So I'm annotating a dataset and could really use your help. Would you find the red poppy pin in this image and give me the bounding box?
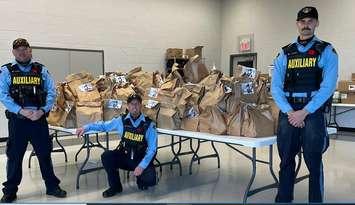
[32,66,39,74]
[308,49,316,55]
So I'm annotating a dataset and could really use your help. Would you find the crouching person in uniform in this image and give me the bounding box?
[0,38,67,203]
[76,94,157,198]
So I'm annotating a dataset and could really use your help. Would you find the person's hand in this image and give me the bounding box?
[76,127,85,137]
[288,109,308,128]
[133,166,144,177]
[28,110,44,121]
[19,108,34,118]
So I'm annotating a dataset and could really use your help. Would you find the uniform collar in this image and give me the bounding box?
[293,35,319,46]
[125,113,145,122]
[11,59,33,67]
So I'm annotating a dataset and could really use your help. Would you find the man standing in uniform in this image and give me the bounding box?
[271,6,338,203]
[0,38,67,203]
[76,94,157,198]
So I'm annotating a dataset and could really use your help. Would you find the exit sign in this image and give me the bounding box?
[238,34,254,53]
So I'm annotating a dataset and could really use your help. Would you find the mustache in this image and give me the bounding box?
[302,27,311,31]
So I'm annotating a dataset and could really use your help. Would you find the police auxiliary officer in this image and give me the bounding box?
[271,7,338,203]
[0,38,67,203]
[76,94,157,198]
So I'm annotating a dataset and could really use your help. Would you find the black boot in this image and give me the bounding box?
[46,186,67,198]
[102,184,123,198]
[1,193,17,203]
[137,184,148,190]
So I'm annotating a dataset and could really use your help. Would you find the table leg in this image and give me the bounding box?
[243,148,256,204]
[76,134,90,189]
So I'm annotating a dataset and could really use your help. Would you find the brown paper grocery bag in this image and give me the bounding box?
[240,80,267,104]
[93,75,111,92]
[157,102,181,129]
[66,72,94,98]
[75,82,101,102]
[103,99,127,121]
[142,99,160,122]
[241,104,274,137]
[173,87,192,117]
[183,55,209,83]
[160,78,178,91]
[227,104,242,136]
[181,105,199,132]
[183,83,205,105]
[198,72,222,91]
[155,89,175,103]
[267,98,280,134]
[63,101,76,128]
[199,84,225,112]
[127,67,154,91]
[63,84,76,101]
[198,106,226,135]
[112,84,136,100]
[48,101,74,127]
[55,83,66,109]
[76,101,103,128]
[106,73,128,88]
[153,71,164,88]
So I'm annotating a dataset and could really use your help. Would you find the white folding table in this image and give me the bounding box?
[45,125,336,203]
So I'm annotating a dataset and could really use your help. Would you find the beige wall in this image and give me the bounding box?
[1,0,355,136]
[0,0,222,136]
[0,0,222,73]
[220,0,355,80]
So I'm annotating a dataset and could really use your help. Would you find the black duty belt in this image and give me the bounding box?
[5,110,26,120]
[4,109,47,121]
[287,97,310,104]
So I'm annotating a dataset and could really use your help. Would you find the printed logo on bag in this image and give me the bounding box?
[240,66,256,79]
[110,74,127,86]
[107,99,122,109]
[115,76,127,85]
[241,82,254,95]
[148,88,159,98]
[145,100,159,109]
[51,104,58,112]
[187,107,198,118]
[78,83,94,92]
[224,85,232,94]
[64,102,73,113]
[349,84,355,91]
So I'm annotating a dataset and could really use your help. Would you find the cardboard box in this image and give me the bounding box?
[166,48,183,59]
[341,92,355,104]
[337,80,352,92]
[184,46,203,59]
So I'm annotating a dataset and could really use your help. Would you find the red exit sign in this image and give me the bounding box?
[238,34,253,52]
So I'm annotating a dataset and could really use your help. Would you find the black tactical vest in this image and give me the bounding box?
[283,40,330,95]
[119,114,153,162]
[5,62,46,108]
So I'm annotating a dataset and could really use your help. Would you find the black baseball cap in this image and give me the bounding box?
[12,38,30,49]
[297,6,318,21]
[127,94,142,103]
